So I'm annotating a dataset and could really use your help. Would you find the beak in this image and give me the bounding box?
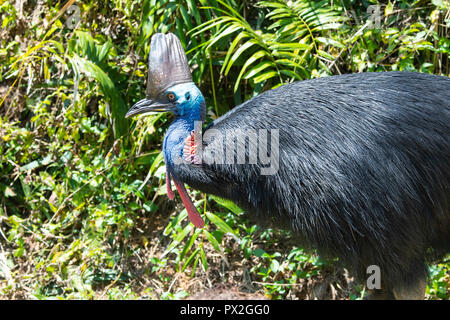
[125,98,175,118]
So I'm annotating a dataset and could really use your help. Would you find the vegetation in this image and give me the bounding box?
[0,0,448,299]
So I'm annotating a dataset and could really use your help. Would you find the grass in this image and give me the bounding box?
[0,0,448,300]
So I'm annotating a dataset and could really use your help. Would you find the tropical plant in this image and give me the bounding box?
[0,0,448,300]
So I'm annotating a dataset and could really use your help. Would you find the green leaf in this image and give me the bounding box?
[253,70,279,83]
[162,223,193,257]
[150,152,164,175]
[179,5,193,30]
[205,211,239,238]
[317,49,335,60]
[385,1,394,16]
[204,230,221,253]
[220,30,248,74]
[180,229,201,260]
[200,245,208,271]
[205,24,241,50]
[71,55,128,137]
[279,69,302,80]
[234,50,269,92]
[243,61,274,80]
[182,248,200,272]
[253,248,266,257]
[97,41,112,62]
[224,39,256,75]
[187,0,202,25]
[268,42,309,51]
[210,195,243,214]
[20,154,53,172]
[316,37,345,48]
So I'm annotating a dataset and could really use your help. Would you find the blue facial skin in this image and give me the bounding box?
[162,83,206,172]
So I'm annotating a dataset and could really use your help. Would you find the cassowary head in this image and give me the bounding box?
[125,33,206,228]
[125,33,205,122]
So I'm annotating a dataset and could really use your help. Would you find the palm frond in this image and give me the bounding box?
[194,0,345,92]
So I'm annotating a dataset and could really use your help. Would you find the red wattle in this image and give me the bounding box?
[172,179,205,228]
[166,173,174,200]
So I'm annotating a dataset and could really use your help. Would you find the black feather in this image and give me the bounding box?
[174,71,450,295]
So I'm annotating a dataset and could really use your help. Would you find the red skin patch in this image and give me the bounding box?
[183,131,201,165]
[165,131,204,228]
[166,173,174,200]
[172,178,205,228]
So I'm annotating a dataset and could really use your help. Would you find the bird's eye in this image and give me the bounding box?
[167,93,175,101]
[186,92,191,100]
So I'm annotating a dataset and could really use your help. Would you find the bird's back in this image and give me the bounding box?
[177,72,450,277]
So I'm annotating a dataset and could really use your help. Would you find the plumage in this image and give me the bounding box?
[146,33,193,101]
[127,33,450,299]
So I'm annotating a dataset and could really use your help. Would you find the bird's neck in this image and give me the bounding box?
[162,114,206,229]
[163,112,202,172]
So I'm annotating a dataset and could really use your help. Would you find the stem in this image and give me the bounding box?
[208,49,219,117]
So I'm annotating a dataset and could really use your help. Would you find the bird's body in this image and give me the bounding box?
[173,72,450,298]
[127,33,450,299]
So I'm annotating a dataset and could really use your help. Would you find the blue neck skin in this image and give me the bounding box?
[162,83,205,172]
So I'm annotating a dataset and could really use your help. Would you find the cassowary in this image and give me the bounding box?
[126,33,450,300]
